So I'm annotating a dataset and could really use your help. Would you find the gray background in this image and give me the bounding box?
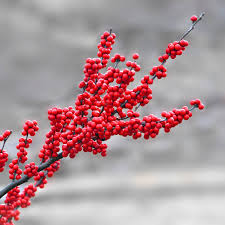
[0,0,225,224]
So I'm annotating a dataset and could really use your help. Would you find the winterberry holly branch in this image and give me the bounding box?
[0,13,205,224]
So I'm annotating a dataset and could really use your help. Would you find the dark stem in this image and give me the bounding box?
[114,60,119,69]
[1,141,6,151]
[0,153,63,199]
[1,131,12,152]
[119,12,205,117]
[179,12,205,41]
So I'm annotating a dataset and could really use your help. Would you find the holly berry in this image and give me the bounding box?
[191,15,198,22]
[132,53,139,60]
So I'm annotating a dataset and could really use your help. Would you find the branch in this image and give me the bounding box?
[0,153,63,199]
[179,12,205,41]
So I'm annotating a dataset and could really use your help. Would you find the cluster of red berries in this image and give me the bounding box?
[149,65,167,79]
[7,121,39,180]
[0,203,20,224]
[139,115,162,139]
[39,107,75,161]
[23,162,38,178]
[2,187,21,223]
[128,84,153,107]
[158,39,189,62]
[34,171,48,188]
[125,54,141,72]
[22,184,37,199]
[0,130,12,142]
[190,99,205,110]
[45,161,60,177]
[115,67,136,84]
[0,184,37,223]
[8,160,23,180]
[161,107,193,133]
[111,53,125,63]
[21,120,39,136]
[0,150,8,172]
[97,31,116,68]
[15,137,31,163]
[20,184,37,208]
[125,61,141,72]
[4,187,20,207]
[79,58,103,90]
[16,120,39,164]
[0,14,205,225]
[0,130,12,172]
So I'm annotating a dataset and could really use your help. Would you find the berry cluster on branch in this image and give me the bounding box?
[0,13,205,224]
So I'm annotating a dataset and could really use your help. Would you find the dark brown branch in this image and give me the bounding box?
[0,153,63,199]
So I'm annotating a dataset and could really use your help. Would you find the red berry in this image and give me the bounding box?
[190,15,198,22]
[198,104,205,110]
[132,53,139,60]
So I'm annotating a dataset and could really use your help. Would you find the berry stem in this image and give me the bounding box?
[0,153,63,199]
[113,13,205,118]
[179,12,205,41]
[1,132,12,152]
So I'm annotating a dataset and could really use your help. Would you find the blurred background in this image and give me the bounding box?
[0,0,225,224]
